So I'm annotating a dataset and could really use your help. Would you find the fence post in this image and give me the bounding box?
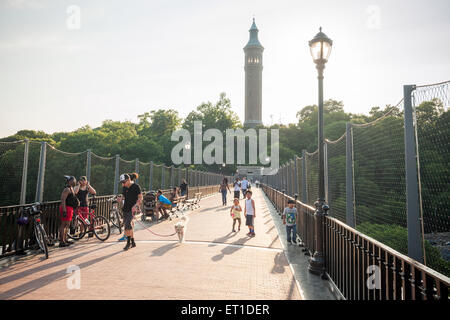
[149,161,153,191]
[284,164,287,192]
[291,159,295,196]
[301,150,307,204]
[324,141,329,205]
[86,149,92,182]
[20,139,29,205]
[403,84,424,263]
[135,158,139,185]
[287,163,290,194]
[345,123,355,228]
[113,154,120,195]
[287,162,291,196]
[34,141,47,203]
[170,165,174,188]
[294,156,299,198]
[161,165,165,189]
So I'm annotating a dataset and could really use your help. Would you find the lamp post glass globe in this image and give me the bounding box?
[309,27,333,64]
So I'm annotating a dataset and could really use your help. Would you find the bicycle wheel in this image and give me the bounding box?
[109,210,122,234]
[92,216,110,241]
[67,216,86,240]
[34,223,49,259]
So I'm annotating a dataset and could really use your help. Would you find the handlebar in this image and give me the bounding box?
[25,203,42,215]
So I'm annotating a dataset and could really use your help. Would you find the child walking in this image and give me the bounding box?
[282,199,298,244]
[230,198,242,232]
[244,190,256,237]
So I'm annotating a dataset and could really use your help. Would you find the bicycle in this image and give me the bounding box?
[23,203,49,259]
[67,197,111,241]
[107,195,123,234]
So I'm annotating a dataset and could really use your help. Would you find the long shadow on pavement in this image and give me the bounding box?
[149,242,178,257]
[0,243,116,285]
[210,237,250,262]
[0,248,123,299]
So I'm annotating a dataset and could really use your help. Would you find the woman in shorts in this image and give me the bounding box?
[59,176,79,247]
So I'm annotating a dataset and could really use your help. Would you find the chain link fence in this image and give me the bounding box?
[0,142,230,207]
[262,80,449,276]
[326,135,346,222]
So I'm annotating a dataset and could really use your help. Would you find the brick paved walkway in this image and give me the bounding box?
[0,188,302,300]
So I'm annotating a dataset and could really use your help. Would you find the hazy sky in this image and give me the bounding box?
[1,0,449,137]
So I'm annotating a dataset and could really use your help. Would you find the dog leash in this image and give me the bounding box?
[133,213,177,237]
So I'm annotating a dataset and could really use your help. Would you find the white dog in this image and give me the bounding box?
[174,216,188,243]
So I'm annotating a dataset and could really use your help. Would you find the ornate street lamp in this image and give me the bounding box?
[308,27,332,276]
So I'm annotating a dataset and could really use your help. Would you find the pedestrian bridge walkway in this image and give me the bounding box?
[0,188,334,300]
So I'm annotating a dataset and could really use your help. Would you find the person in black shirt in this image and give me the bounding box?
[59,176,79,247]
[74,176,96,236]
[120,173,142,250]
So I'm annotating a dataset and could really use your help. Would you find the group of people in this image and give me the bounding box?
[217,176,256,237]
[57,172,297,250]
[57,173,190,251]
[59,175,97,247]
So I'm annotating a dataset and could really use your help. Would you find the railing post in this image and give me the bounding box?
[35,141,47,203]
[346,123,355,228]
[86,149,92,182]
[301,150,307,204]
[149,161,153,191]
[113,154,120,195]
[20,139,29,205]
[161,165,165,189]
[135,158,139,185]
[404,84,424,263]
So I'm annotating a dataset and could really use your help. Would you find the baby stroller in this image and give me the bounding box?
[141,191,157,222]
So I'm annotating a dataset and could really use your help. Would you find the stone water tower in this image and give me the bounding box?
[244,18,264,127]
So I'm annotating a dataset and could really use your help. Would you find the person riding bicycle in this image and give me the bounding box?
[74,176,96,237]
[59,176,79,247]
[156,189,172,220]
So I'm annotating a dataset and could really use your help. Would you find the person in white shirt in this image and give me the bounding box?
[244,190,256,237]
[233,178,241,200]
[241,177,249,199]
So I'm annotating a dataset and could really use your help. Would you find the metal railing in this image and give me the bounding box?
[261,183,450,300]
